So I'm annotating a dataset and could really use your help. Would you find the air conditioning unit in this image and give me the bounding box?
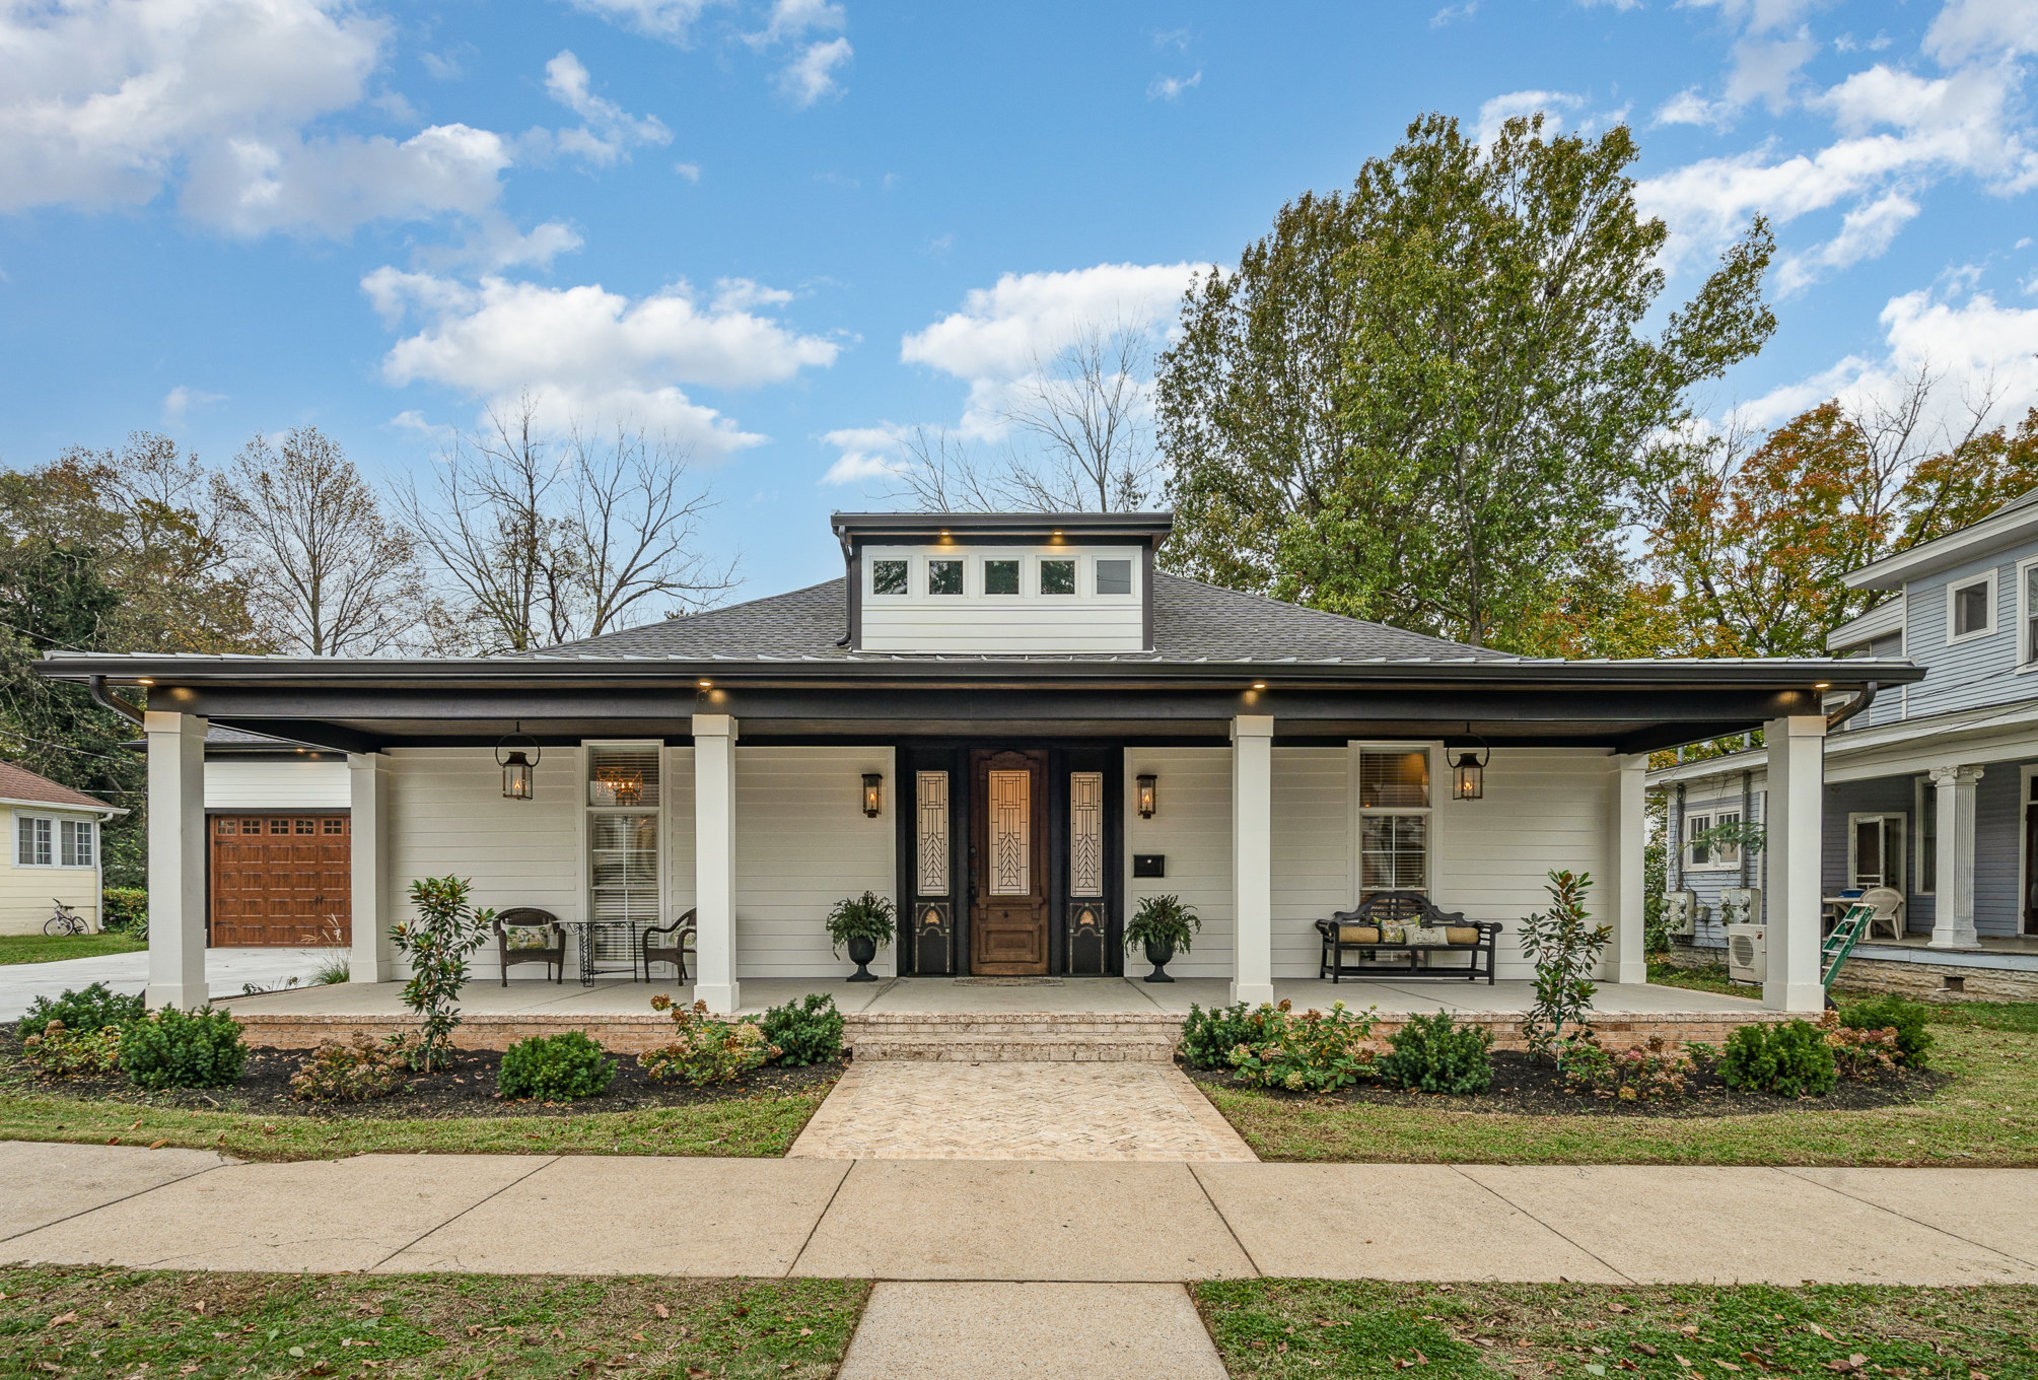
[1726,923,1767,984]
[1720,886,1762,927]
[1663,890,1701,939]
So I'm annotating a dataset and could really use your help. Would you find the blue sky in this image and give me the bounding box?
[3,0,2036,598]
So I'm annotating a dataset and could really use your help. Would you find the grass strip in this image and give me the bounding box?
[0,933,147,966]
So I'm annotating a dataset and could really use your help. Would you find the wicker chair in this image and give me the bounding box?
[641,908,698,982]
[494,907,566,986]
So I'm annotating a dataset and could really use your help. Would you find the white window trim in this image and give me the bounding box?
[1682,804,1743,873]
[1914,777,1937,897]
[582,739,666,928]
[868,556,911,599]
[14,812,98,870]
[2016,555,2038,672]
[1846,811,1906,893]
[1348,740,1440,901]
[1946,567,1998,646]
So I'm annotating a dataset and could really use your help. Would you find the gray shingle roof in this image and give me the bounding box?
[530,574,1513,664]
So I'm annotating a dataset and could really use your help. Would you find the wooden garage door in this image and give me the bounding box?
[209,814,351,947]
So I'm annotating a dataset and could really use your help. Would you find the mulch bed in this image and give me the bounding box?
[9,1040,839,1120]
[1186,1050,1946,1118]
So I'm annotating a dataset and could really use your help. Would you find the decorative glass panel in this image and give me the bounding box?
[916,771,950,896]
[1359,749,1429,808]
[1040,559,1075,595]
[987,769,1031,895]
[1070,771,1104,896]
[984,559,1019,595]
[1095,558,1132,595]
[872,559,908,595]
[588,744,660,807]
[1360,815,1428,892]
[927,559,963,595]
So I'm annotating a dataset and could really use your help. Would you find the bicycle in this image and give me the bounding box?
[43,898,87,937]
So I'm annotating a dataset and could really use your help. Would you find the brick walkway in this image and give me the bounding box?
[787,1062,1257,1161]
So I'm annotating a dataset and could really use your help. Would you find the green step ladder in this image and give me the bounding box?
[1821,901,1873,992]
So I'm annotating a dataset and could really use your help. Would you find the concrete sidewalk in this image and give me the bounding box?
[3,1141,2036,1284]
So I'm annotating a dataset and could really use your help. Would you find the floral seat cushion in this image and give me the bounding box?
[504,925,558,951]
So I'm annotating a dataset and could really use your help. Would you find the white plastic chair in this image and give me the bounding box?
[1857,886,1904,940]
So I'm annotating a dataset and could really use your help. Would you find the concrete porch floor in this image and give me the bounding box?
[218,974,1762,1019]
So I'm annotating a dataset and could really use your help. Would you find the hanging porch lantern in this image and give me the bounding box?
[1449,729,1489,801]
[496,723,541,801]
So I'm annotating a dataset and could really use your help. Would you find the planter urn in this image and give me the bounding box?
[845,935,880,983]
[1142,937,1176,983]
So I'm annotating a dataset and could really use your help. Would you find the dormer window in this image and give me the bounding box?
[1041,559,1076,595]
[872,559,908,596]
[1096,558,1132,595]
[928,559,964,595]
[984,559,1020,595]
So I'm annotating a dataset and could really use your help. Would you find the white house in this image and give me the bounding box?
[39,511,1914,1015]
[1,760,120,935]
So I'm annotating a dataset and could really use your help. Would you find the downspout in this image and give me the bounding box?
[89,675,145,726]
[1823,681,1878,733]
[1739,770,1753,890]
[1671,783,1686,893]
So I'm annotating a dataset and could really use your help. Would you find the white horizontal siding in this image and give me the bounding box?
[1432,748,1615,979]
[203,758,351,810]
[734,746,896,979]
[1272,748,1350,978]
[666,746,696,916]
[0,804,103,934]
[1125,748,1233,978]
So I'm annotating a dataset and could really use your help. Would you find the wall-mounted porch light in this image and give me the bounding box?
[496,722,541,801]
[1449,728,1489,802]
[1136,772,1158,819]
[862,772,884,818]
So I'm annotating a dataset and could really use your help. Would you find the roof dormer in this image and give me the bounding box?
[831,512,1173,654]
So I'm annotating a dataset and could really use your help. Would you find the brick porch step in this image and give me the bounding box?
[843,1012,1183,1063]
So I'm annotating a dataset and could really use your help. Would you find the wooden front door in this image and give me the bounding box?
[209,813,352,947]
[970,749,1049,975]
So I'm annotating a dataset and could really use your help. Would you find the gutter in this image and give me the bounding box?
[88,675,145,725]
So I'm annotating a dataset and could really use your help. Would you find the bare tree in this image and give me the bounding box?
[887,321,1163,513]
[397,396,734,653]
[215,427,426,656]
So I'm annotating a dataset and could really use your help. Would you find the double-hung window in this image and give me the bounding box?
[1684,808,1740,870]
[15,815,52,867]
[59,819,95,867]
[1356,747,1430,898]
[1948,572,1995,643]
[587,744,662,928]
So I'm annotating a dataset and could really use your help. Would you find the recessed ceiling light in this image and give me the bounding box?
[1251,681,1268,691]
[1813,681,1831,690]
[697,679,713,689]
[136,677,154,685]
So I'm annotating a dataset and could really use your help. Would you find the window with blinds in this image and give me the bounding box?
[1356,747,1430,898]
[587,744,661,924]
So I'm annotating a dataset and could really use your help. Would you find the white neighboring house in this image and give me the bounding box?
[0,760,121,935]
[37,511,1913,1014]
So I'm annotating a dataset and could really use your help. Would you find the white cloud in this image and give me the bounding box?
[1148,71,1203,102]
[1431,2,1478,26]
[1925,0,2038,64]
[1656,86,1733,129]
[901,263,1205,383]
[819,427,912,485]
[1474,90,1583,145]
[673,160,703,182]
[779,36,853,107]
[748,0,845,47]
[1773,188,1922,295]
[566,0,727,42]
[179,122,512,235]
[162,385,224,424]
[539,51,671,166]
[370,271,840,453]
[1722,26,1817,113]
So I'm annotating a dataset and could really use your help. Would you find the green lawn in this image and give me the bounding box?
[0,932,146,966]
[1196,1279,2038,1379]
[0,1266,866,1379]
[1198,997,2038,1166]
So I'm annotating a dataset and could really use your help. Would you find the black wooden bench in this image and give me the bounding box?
[1314,891,1502,984]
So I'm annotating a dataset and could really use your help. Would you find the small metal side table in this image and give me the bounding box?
[561,920,640,986]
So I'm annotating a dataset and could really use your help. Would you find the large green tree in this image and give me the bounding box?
[1158,113,1776,649]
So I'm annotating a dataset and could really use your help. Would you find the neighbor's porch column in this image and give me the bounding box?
[1230,714,1275,1006]
[1605,753,1649,986]
[1929,765,1983,949]
[347,752,393,984]
[692,713,740,1013]
[1763,714,1826,1013]
[144,709,207,1010]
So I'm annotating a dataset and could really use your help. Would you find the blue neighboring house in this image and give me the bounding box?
[1650,490,2038,991]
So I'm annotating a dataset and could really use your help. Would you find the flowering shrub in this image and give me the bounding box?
[642,997,776,1086]
[1227,1000,1378,1093]
[1821,1011,1901,1081]
[290,1033,416,1102]
[20,1020,124,1078]
[1560,1031,1692,1102]
[1838,994,1932,1067]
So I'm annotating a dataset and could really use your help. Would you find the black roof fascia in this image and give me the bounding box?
[830,510,1174,555]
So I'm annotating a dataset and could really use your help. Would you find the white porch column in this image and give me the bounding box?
[1230,714,1275,1005]
[347,753,392,984]
[1929,765,1983,949]
[1763,714,1826,1013]
[692,713,740,1013]
[1605,753,1649,986]
[144,709,207,1010]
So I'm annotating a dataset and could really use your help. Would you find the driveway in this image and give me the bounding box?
[0,948,330,1021]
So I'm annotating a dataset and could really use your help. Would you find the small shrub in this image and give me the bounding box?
[1180,1002,1282,1071]
[20,1020,124,1078]
[100,887,149,934]
[290,1034,415,1102]
[1374,1012,1493,1094]
[498,1031,616,1101]
[1518,870,1610,1067]
[390,875,494,1072]
[120,1007,248,1091]
[1821,1011,1901,1080]
[19,982,146,1040]
[1839,994,1932,1068]
[642,997,776,1086]
[1719,1019,1836,1098]
[1227,1000,1378,1094]
[760,993,845,1067]
[1560,1031,1692,1102]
